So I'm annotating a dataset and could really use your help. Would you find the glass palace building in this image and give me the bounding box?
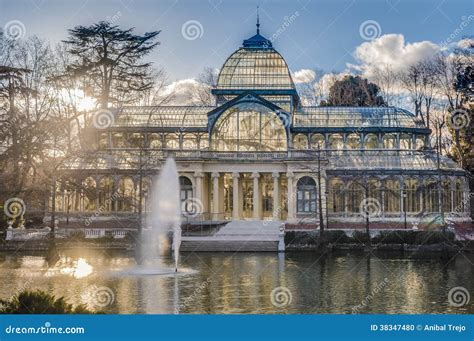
[59,27,471,227]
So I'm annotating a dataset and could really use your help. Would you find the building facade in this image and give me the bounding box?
[58,26,471,227]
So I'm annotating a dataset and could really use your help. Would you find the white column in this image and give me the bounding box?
[194,172,204,215]
[232,172,240,220]
[252,172,261,219]
[272,172,280,220]
[286,172,295,221]
[211,172,220,220]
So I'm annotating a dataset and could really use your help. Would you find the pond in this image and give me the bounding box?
[0,250,473,314]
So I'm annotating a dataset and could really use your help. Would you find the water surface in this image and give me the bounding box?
[0,250,472,314]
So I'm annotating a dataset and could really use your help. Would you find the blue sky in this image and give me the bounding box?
[1,0,472,82]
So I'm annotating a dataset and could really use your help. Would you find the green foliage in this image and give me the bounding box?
[0,290,93,314]
[323,75,386,107]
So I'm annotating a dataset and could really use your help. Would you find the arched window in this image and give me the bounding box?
[211,102,287,151]
[310,134,325,149]
[112,132,126,148]
[148,133,162,149]
[128,133,144,148]
[165,134,180,149]
[364,134,379,149]
[404,179,420,213]
[328,134,343,150]
[82,177,97,212]
[415,136,425,150]
[99,133,109,149]
[117,177,135,212]
[383,134,397,149]
[453,179,463,212]
[98,177,114,212]
[384,179,400,213]
[199,134,209,150]
[179,176,194,214]
[348,181,364,213]
[442,179,451,213]
[182,134,198,150]
[328,178,344,213]
[400,134,412,150]
[424,179,439,213]
[296,177,317,213]
[293,134,309,149]
[346,133,361,149]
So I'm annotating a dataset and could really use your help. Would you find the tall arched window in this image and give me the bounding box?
[83,177,97,212]
[404,179,420,213]
[179,176,194,214]
[328,178,345,213]
[441,179,451,213]
[384,179,400,213]
[117,177,135,212]
[424,179,438,213]
[211,102,287,151]
[453,179,463,212]
[98,177,114,212]
[348,181,364,213]
[293,134,309,149]
[296,177,317,213]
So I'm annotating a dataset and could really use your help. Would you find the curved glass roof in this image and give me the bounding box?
[112,106,211,128]
[294,106,426,129]
[216,48,295,90]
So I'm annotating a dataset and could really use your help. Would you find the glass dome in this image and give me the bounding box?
[216,47,295,90]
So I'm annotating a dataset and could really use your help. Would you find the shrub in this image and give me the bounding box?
[0,290,93,314]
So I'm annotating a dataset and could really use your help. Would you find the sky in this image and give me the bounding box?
[1,0,472,83]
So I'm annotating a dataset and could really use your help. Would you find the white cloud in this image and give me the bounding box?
[292,69,316,83]
[352,34,441,77]
[161,78,204,105]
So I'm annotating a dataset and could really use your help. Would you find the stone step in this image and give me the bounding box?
[180,240,279,252]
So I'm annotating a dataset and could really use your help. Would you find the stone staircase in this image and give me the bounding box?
[180,220,283,252]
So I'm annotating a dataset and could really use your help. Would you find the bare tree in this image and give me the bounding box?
[371,64,398,106]
[194,67,218,106]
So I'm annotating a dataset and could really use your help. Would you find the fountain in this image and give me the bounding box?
[115,158,186,276]
[151,157,182,272]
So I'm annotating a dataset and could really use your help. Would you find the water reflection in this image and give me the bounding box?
[0,250,472,314]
